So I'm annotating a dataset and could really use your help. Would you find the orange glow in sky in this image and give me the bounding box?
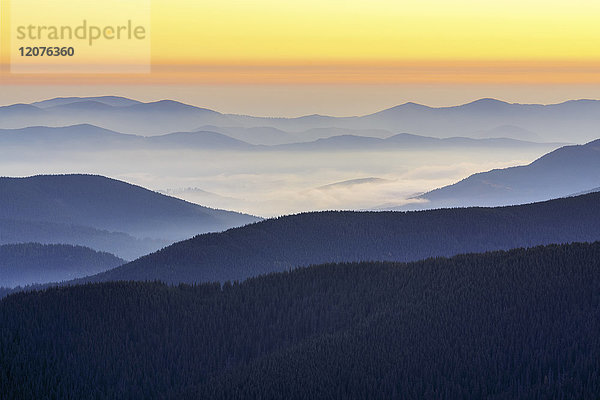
[1,0,600,84]
[1,0,599,114]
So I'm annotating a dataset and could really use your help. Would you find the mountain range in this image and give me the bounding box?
[68,191,600,285]
[3,94,600,399]
[1,96,599,142]
[0,125,253,151]
[0,124,563,152]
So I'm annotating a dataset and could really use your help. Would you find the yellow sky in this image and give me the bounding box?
[1,0,600,85]
[153,0,600,63]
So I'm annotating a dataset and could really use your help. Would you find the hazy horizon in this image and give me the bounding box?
[2,85,600,118]
[1,93,597,216]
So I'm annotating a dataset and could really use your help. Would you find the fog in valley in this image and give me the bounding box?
[0,145,558,217]
[3,96,597,217]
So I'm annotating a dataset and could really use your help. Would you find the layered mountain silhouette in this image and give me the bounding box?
[68,192,600,285]
[274,132,560,151]
[0,243,124,288]
[471,124,541,141]
[3,94,600,400]
[0,124,561,152]
[0,99,229,135]
[32,96,143,108]
[0,175,260,259]
[398,138,600,210]
[1,97,599,142]
[0,125,255,150]
[197,125,398,145]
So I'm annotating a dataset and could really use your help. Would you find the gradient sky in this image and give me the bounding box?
[1,0,599,114]
[151,0,600,62]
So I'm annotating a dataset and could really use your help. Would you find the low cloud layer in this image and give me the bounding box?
[0,146,549,217]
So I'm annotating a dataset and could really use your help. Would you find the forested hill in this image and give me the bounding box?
[2,242,600,399]
[0,174,260,241]
[87,191,600,284]
[0,218,166,261]
[0,243,124,288]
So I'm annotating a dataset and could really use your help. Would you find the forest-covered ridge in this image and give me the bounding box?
[83,191,600,285]
[2,241,600,399]
[0,242,125,288]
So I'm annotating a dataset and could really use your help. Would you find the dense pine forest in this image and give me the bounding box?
[2,241,600,399]
[0,243,124,287]
[87,192,600,284]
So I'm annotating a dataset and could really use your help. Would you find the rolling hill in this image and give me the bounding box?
[0,243,124,288]
[0,218,165,261]
[1,97,600,142]
[401,138,600,210]
[77,191,600,285]
[2,241,600,398]
[0,175,260,259]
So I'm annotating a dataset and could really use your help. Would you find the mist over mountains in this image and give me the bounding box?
[0,124,562,152]
[2,100,569,216]
[394,138,600,210]
[0,243,124,288]
[2,96,599,142]
[1,96,598,215]
[71,192,600,285]
[0,175,259,259]
[2,95,600,398]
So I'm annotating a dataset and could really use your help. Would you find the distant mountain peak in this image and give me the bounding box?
[295,114,334,120]
[146,99,188,106]
[461,98,510,107]
[400,101,430,108]
[132,100,218,114]
[33,96,142,108]
[375,102,432,115]
[378,99,510,115]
